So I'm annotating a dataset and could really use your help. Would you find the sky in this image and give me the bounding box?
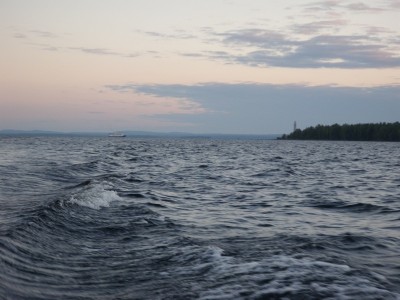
[1,0,399,134]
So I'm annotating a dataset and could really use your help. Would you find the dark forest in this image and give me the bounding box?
[281,122,400,141]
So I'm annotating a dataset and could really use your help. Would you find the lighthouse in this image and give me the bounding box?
[293,121,297,132]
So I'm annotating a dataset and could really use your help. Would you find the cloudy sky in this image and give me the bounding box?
[1,0,399,134]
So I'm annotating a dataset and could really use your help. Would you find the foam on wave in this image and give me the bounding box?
[69,181,123,210]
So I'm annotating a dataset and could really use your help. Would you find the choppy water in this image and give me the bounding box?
[0,137,399,299]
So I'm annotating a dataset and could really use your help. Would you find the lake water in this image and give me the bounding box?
[0,137,399,299]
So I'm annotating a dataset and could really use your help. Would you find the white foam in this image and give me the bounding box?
[69,182,123,210]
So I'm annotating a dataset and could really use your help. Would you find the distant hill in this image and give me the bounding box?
[0,129,281,140]
[280,122,400,141]
[0,129,103,136]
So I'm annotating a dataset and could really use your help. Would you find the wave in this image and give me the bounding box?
[166,243,399,300]
[0,178,178,299]
[307,199,396,214]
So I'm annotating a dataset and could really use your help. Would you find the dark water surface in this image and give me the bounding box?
[0,137,399,299]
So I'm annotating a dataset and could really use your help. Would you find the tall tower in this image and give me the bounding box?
[293,121,297,132]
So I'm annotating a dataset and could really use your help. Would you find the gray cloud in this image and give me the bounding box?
[345,2,385,12]
[11,28,142,59]
[222,29,291,49]
[181,50,233,63]
[139,30,196,40]
[69,47,121,56]
[291,19,348,35]
[106,82,400,134]
[13,33,27,39]
[176,2,399,70]
[389,0,400,9]
[303,0,344,12]
[55,46,141,58]
[181,52,205,58]
[21,41,61,52]
[365,26,394,36]
[210,29,400,68]
[30,30,58,38]
[173,5,399,70]
[304,1,387,13]
[13,30,59,40]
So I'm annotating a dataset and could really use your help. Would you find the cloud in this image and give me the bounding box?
[174,3,400,70]
[30,30,58,38]
[303,0,342,12]
[304,1,387,13]
[138,30,196,40]
[345,2,385,12]
[389,0,400,9]
[64,46,146,58]
[68,47,121,56]
[365,26,394,36]
[106,82,400,134]
[20,41,61,52]
[208,29,400,68]
[26,44,141,58]
[13,30,59,40]
[13,33,27,39]
[181,50,233,62]
[106,84,207,116]
[10,3,399,70]
[291,19,348,35]
[10,28,142,58]
[222,29,292,50]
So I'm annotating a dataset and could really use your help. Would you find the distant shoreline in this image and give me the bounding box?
[0,130,281,140]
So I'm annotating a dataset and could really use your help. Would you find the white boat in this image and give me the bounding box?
[108,132,126,137]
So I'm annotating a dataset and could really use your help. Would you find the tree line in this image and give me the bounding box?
[280,122,400,141]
